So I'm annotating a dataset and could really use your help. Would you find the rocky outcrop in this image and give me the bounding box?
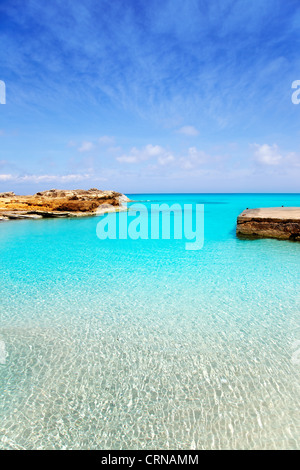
[0,192,15,198]
[0,188,130,221]
[237,207,300,241]
[34,188,125,200]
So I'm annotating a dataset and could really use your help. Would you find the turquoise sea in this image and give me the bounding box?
[0,193,299,449]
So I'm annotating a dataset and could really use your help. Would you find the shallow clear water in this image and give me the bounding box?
[0,193,299,449]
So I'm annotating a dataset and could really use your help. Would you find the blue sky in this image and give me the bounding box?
[0,0,300,193]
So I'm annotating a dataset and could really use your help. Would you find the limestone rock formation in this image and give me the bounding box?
[237,207,300,241]
[0,188,130,220]
[0,192,15,198]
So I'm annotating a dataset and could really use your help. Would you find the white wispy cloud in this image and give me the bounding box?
[253,144,282,165]
[0,173,105,183]
[252,143,300,170]
[2,0,300,139]
[78,141,94,152]
[286,151,300,167]
[179,147,209,170]
[177,126,199,136]
[75,136,115,153]
[115,144,224,172]
[157,153,175,166]
[0,174,13,181]
[116,155,138,164]
[98,135,115,145]
[117,145,173,164]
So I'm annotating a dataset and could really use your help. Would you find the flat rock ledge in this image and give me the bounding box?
[0,189,130,221]
[237,207,300,241]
